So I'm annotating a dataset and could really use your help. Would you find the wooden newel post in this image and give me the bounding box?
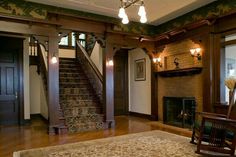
[103,43,115,128]
[48,36,60,135]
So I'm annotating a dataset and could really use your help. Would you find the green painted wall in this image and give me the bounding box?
[0,0,236,36]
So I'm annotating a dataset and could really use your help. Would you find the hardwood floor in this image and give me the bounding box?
[0,116,192,157]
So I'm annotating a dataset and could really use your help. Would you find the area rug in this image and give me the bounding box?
[13,130,201,157]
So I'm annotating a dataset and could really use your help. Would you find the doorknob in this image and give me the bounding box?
[15,92,18,99]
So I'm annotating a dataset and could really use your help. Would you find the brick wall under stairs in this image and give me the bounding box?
[59,58,106,133]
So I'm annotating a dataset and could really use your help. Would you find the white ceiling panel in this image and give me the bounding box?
[26,0,216,25]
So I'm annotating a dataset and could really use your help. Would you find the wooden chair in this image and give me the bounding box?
[191,85,236,156]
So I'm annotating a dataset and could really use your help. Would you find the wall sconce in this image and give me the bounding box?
[51,55,58,64]
[190,48,201,60]
[106,59,114,66]
[153,57,162,67]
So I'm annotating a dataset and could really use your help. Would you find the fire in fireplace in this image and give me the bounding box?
[163,97,196,128]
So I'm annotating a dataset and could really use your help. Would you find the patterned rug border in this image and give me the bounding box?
[13,130,196,157]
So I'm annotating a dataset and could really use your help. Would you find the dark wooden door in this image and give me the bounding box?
[0,36,22,125]
[114,49,128,116]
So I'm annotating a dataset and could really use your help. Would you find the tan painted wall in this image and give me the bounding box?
[29,66,40,114]
[29,65,48,119]
[128,48,151,115]
[59,48,75,58]
[90,42,103,74]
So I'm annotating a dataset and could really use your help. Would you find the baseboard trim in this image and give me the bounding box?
[30,114,48,123]
[150,115,158,121]
[129,112,152,120]
[20,119,31,125]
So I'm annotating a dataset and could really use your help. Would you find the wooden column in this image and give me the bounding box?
[103,43,115,128]
[48,35,60,135]
[151,63,158,120]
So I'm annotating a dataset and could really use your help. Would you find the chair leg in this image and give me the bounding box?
[190,129,196,144]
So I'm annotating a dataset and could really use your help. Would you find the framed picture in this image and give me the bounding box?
[135,58,146,81]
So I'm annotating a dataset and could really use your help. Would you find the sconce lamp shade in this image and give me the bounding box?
[106,59,114,66]
[196,48,201,53]
[153,57,162,67]
[153,58,157,63]
[190,48,202,60]
[190,49,195,55]
[51,56,58,64]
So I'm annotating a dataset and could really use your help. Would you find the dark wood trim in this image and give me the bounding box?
[212,13,236,109]
[0,13,60,26]
[47,36,60,135]
[154,19,214,42]
[151,63,158,121]
[30,114,49,123]
[156,25,211,47]
[0,21,58,37]
[103,44,115,128]
[221,39,236,47]
[59,45,75,50]
[157,67,202,77]
[114,49,129,116]
[20,38,27,125]
[129,112,152,120]
[77,41,103,83]
[20,119,31,125]
[201,33,213,112]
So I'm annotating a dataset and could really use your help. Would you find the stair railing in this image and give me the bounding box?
[37,43,48,99]
[76,40,103,103]
[29,38,38,56]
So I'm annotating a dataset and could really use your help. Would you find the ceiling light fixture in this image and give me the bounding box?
[118,0,147,24]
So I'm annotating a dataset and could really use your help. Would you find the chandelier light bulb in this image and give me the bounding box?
[140,15,147,23]
[122,14,129,24]
[118,7,125,18]
[118,0,147,24]
[138,5,146,17]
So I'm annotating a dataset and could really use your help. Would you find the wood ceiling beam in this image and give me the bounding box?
[0,20,57,37]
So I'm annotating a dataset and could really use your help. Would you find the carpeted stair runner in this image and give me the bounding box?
[59,58,105,133]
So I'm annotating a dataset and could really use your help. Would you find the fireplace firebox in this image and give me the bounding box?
[163,97,196,128]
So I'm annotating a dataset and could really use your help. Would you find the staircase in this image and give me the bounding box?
[59,58,105,133]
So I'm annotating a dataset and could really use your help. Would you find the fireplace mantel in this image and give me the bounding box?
[156,67,202,77]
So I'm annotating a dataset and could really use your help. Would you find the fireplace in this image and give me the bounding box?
[163,97,196,128]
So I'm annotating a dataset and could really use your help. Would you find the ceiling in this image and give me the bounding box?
[26,0,216,25]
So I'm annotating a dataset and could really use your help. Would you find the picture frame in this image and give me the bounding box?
[135,58,146,81]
